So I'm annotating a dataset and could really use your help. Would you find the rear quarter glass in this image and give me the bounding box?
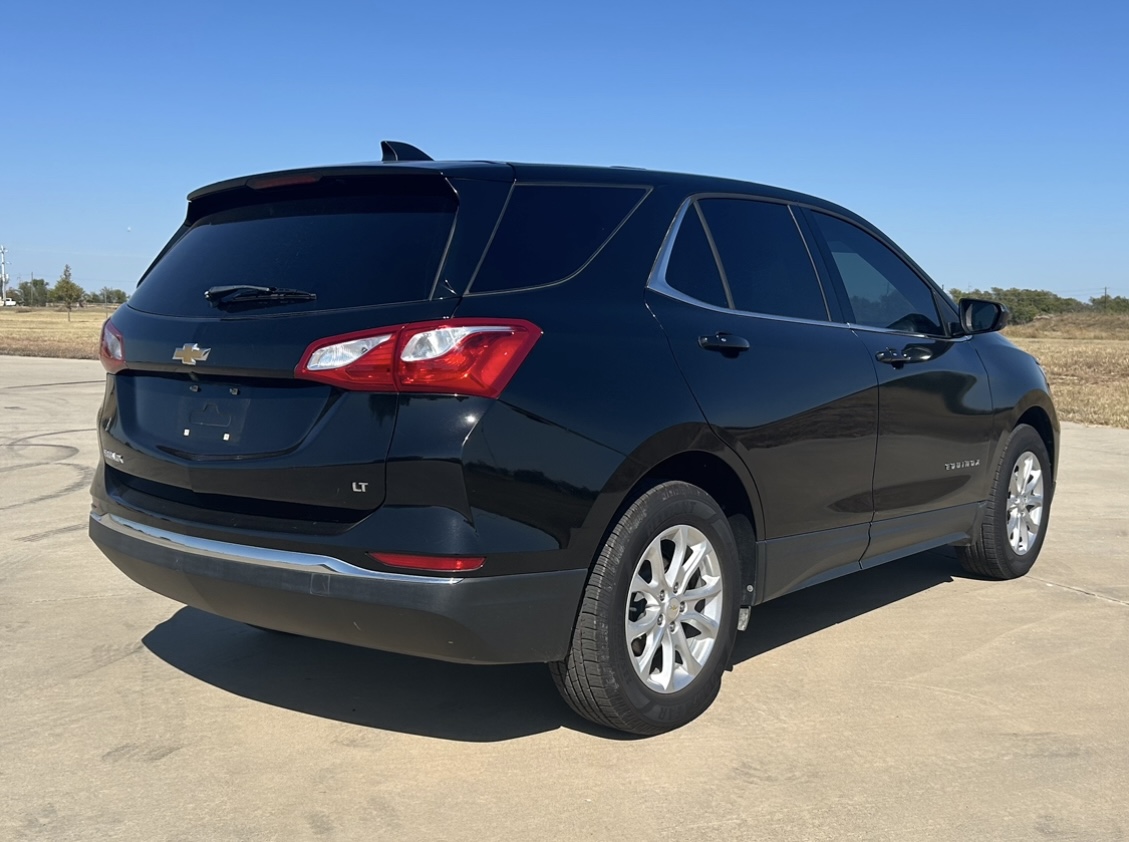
[129,188,456,317]
[468,184,648,294]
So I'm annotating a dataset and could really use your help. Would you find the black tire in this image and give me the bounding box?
[958,424,1052,579]
[550,481,740,735]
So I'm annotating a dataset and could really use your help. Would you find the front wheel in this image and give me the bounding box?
[958,423,1052,579]
[550,481,739,735]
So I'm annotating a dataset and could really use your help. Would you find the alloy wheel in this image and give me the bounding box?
[624,524,724,694]
[1007,450,1044,555]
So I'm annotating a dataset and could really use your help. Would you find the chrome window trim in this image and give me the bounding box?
[647,195,966,341]
[92,513,464,585]
[846,321,972,342]
[650,283,853,331]
[647,197,694,294]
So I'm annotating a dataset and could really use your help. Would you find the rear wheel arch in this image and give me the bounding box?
[580,440,762,606]
[627,451,759,570]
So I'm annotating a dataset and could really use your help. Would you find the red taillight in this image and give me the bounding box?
[301,330,397,388]
[295,319,541,398]
[368,552,485,573]
[100,320,125,372]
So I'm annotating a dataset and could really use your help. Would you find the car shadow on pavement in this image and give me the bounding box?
[733,547,963,664]
[142,547,966,741]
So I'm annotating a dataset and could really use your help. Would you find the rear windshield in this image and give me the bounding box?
[129,184,456,316]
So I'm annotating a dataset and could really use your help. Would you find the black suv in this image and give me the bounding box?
[90,141,1057,735]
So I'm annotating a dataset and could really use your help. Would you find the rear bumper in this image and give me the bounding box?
[89,513,586,665]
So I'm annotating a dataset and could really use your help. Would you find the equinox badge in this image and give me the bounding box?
[173,343,211,366]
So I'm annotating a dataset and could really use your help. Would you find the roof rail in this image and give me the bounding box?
[380,141,433,162]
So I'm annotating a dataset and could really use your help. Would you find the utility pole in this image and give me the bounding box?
[0,245,9,303]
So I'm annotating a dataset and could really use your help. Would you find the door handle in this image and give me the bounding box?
[698,333,750,353]
[875,346,933,368]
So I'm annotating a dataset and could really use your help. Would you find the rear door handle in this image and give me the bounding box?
[698,333,750,353]
[875,346,933,368]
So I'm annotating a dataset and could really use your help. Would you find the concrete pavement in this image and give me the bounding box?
[1,355,1126,841]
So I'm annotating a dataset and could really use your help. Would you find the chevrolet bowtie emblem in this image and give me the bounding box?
[173,343,211,366]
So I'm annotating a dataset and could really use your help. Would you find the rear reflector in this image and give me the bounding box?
[296,318,541,398]
[100,320,125,372]
[368,552,485,573]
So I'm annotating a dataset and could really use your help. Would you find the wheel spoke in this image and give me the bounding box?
[656,630,675,691]
[634,624,663,675]
[681,578,722,602]
[626,608,660,642]
[673,541,706,593]
[631,574,661,601]
[642,538,669,590]
[671,625,702,678]
[1008,513,1021,548]
[666,525,688,587]
[681,609,719,638]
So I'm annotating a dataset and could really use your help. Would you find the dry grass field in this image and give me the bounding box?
[1010,338,1129,428]
[1006,313,1129,429]
[0,306,109,359]
[1006,311,1129,340]
[1,307,1126,428]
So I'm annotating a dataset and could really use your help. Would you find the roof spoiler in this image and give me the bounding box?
[381,140,433,162]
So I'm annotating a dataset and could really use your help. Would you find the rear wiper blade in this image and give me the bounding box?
[205,285,317,305]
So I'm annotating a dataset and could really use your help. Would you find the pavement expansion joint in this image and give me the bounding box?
[1028,576,1129,608]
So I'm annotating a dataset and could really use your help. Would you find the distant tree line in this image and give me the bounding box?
[948,287,1129,324]
[10,265,128,311]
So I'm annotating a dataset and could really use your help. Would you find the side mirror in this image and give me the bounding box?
[959,298,1009,334]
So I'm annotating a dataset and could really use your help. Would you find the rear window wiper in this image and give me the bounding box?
[205,285,317,305]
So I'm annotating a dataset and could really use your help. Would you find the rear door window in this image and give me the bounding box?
[697,199,829,321]
[469,184,648,293]
[129,184,456,317]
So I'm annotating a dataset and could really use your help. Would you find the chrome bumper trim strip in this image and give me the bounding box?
[91,512,463,585]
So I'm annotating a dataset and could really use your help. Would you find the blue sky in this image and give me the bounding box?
[1,0,1126,299]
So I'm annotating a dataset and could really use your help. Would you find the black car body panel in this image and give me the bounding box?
[90,151,1059,667]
